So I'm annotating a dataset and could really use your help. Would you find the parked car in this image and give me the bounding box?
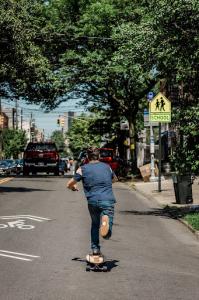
[61,157,71,172]
[0,161,12,176]
[98,148,120,172]
[23,142,60,176]
[15,159,24,174]
[59,159,67,175]
[74,148,120,173]
[3,159,18,174]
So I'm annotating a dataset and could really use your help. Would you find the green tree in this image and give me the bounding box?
[2,129,27,158]
[59,0,156,166]
[150,0,199,95]
[148,0,199,173]
[170,104,199,175]
[66,114,101,157]
[0,0,65,108]
[50,130,65,150]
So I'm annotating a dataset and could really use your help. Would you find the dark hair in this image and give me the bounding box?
[87,147,100,161]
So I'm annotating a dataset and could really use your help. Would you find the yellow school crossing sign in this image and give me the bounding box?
[149,92,171,123]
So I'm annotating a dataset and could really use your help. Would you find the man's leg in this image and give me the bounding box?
[88,204,101,252]
[100,204,114,239]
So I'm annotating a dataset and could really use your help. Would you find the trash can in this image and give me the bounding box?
[172,174,193,204]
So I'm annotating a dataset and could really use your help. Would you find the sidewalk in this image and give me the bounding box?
[128,176,199,208]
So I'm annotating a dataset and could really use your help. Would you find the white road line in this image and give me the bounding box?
[0,253,32,261]
[0,217,43,222]
[0,250,40,258]
[0,215,51,222]
[0,250,40,261]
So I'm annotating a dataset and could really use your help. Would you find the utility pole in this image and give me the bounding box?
[30,113,33,142]
[0,97,2,159]
[21,108,23,130]
[15,97,18,130]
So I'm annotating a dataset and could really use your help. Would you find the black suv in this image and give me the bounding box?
[23,142,60,176]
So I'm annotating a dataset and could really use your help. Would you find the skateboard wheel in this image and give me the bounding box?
[102,266,108,272]
[86,266,91,272]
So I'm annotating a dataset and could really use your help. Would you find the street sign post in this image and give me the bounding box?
[149,92,171,191]
[149,92,171,123]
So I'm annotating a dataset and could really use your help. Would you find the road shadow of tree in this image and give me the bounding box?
[119,205,199,220]
[0,186,54,193]
[72,257,119,271]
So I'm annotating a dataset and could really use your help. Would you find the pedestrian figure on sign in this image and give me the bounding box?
[155,99,160,111]
[160,97,165,111]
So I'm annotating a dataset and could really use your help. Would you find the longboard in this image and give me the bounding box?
[86,254,108,272]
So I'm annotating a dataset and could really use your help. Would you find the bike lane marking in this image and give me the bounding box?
[0,177,14,185]
[0,215,51,230]
[0,250,40,262]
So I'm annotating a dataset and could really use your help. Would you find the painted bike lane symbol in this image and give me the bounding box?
[0,220,34,230]
[0,215,51,230]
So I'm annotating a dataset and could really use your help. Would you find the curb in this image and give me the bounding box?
[125,181,199,241]
[178,218,199,240]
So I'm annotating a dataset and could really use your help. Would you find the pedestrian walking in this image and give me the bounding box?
[67,147,117,255]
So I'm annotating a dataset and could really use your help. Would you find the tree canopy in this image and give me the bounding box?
[1,0,199,166]
[2,129,27,158]
[66,114,101,157]
[50,130,65,151]
[0,0,65,108]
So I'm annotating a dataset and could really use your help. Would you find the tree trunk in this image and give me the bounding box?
[127,115,137,173]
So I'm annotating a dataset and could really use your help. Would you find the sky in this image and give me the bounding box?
[1,98,85,137]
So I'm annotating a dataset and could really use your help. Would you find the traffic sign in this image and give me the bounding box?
[147,92,155,101]
[149,92,171,123]
[144,109,159,127]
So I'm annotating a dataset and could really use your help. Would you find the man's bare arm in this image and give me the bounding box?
[112,175,118,183]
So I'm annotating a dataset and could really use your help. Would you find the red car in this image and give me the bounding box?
[75,148,120,173]
[23,142,60,176]
[98,148,119,172]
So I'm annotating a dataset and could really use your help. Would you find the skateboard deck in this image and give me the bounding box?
[86,254,108,272]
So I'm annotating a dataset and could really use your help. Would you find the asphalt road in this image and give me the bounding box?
[0,175,199,300]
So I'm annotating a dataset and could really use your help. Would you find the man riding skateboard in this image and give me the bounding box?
[67,147,117,256]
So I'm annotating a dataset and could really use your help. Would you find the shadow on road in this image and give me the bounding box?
[0,186,54,193]
[119,206,186,219]
[72,257,119,271]
[16,174,73,179]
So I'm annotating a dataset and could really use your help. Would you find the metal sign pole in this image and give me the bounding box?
[150,123,156,181]
[147,92,157,182]
[158,122,162,192]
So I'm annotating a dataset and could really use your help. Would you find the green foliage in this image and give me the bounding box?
[2,129,27,158]
[50,130,65,151]
[170,105,199,174]
[150,0,199,100]
[1,0,199,170]
[66,114,101,156]
[0,0,65,108]
[184,213,199,231]
[59,0,157,164]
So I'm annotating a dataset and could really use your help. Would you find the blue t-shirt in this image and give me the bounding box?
[74,162,116,205]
